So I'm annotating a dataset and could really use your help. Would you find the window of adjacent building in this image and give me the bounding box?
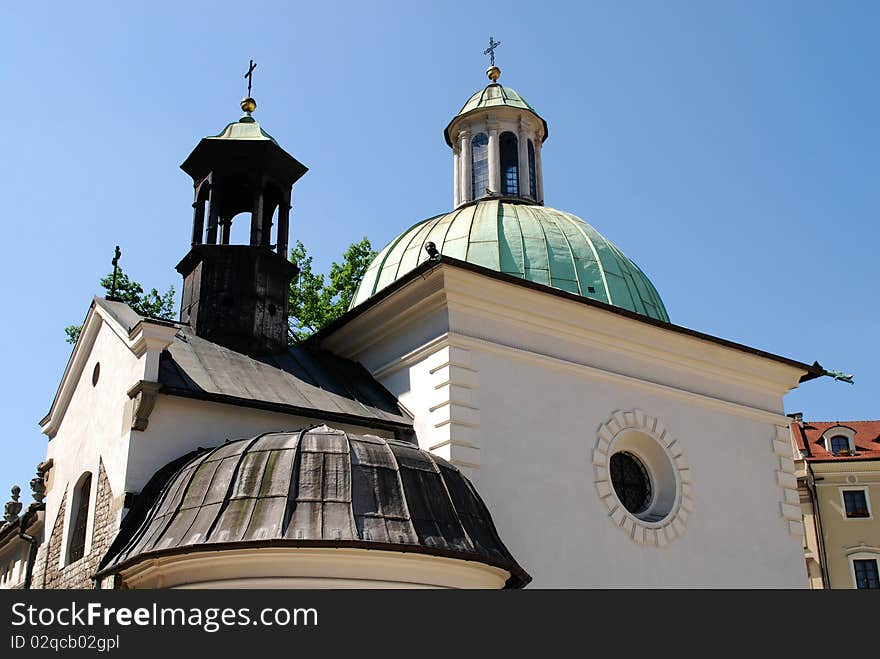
[471,133,489,199]
[68,473,92,564]
[853,559,880,589]
[500,132,519,196]
[527,139,537,199]
[842,489,870,518]
[829,435,851,453]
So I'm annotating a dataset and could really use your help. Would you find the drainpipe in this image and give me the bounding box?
[806,462,829,589]
[17,516,39,591]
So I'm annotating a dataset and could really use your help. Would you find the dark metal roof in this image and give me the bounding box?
[98,426,530,587]
[159,327,412,429]
[94,298,412,430]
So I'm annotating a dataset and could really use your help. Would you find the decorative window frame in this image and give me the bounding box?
[821,426,856,453]
[840,486,873,520]
[846,546,880,590]
[593,410,692,546]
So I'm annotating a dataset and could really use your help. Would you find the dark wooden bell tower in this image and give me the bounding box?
[176,98,307,355]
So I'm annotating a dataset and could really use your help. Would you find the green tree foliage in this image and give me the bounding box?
[65,269,176,344]
[64,238,375,346]
[288,237,376,342]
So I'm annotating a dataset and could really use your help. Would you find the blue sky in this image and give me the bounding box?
[1,1,877,495]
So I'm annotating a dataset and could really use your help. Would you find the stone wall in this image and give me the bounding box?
[32,460,116,589]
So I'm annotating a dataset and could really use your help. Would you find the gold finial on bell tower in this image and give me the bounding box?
[486,65,501,82]
[241,97,257,113]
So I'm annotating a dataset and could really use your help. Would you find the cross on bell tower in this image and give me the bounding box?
[176,68,308,355]
[244,59,256,97]
[484,36,502,82]
[484,36,501,67]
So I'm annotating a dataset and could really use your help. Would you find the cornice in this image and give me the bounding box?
[444,283,793,398]
[324,263,808,404]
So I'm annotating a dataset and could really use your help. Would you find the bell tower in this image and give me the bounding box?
[443,39,549,208]
[176,87,307,355]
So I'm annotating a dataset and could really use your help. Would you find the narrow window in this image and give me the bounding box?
[528,139,537,199]
[854,559,880,589]
[843,490,870,518]
[829,435,850,453]
[471,133,489,200]
[500,132,519,196]
[68,473,92,564]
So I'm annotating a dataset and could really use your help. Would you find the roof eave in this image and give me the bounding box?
[95,537,530,588]
[806,455,880,464]
[313,256,826,382]
[443,107,549,147]
[158,386,414,433]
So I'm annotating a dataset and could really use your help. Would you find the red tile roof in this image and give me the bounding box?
[792,420,880,461]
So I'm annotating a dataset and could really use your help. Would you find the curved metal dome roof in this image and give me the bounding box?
[99,426,530,588]
[351,200,669,322]
[444,83,548,146]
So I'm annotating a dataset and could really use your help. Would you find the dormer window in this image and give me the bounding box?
[820,427,856,455]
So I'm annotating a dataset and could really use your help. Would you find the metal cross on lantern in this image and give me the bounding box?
[484,36,501,67]
[244,59,257,97]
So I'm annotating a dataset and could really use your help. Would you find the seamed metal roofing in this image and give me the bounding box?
[97,426,530,587]
[351,199,670,322]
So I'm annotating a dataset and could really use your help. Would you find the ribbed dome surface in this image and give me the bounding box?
[351,200,669,322]
[100,426,529,587]
[458,83,538,116]
[444,83,547,145]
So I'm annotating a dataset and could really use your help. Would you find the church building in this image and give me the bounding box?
[0,54,830,588]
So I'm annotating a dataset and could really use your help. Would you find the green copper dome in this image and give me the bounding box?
[444,83,548,146]
[350,200,669,322]
[209,111,278,144]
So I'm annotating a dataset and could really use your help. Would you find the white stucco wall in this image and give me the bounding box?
[42,313,145,567]
[466,348,802,586]
[321,265,811,587]
[375,340,806,586]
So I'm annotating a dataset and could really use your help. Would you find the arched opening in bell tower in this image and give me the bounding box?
[471,133,489,199]
[500,131,519,196]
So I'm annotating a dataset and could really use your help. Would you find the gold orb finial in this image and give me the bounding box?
[487,65,501,82]
[241,97,257,113]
